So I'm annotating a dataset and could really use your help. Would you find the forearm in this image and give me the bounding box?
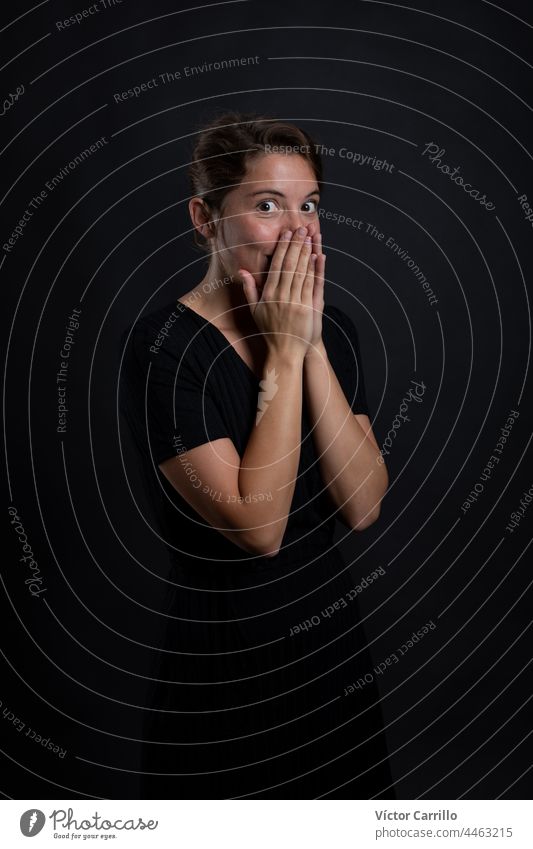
[238,349,305,552]
[303,341,388,529]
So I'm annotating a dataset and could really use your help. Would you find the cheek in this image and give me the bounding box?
[224,219,277,255]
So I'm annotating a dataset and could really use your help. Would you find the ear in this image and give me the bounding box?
[189,197,215,241]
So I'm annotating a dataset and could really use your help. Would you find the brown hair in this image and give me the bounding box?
[188,110,324,252]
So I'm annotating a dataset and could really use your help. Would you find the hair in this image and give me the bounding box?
[188,110,324,252]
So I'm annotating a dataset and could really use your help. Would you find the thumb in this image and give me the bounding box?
[239,269,259,311]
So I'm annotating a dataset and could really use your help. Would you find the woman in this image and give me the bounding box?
[120,111,395,799]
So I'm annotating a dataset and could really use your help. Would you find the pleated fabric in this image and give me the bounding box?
[120,299,396,799]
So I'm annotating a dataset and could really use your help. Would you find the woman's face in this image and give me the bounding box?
[209,152,321,289]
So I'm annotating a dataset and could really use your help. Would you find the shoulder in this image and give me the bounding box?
[120,301,197,368]
[323,302,358,327]
[322,303,370,418]
[322,303,363,354]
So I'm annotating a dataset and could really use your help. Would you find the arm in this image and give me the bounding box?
[302,338,388,530]
[158,349,305,558]
[158,227,316,559]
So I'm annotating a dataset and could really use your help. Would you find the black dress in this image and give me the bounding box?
[120,298,396,800]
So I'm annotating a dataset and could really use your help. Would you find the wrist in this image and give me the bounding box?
[304,338,327,363]
[264,345,306,372]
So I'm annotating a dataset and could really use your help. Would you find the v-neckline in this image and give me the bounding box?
[177,300,261,384]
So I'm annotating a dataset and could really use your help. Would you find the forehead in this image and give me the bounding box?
[239,152,319,195]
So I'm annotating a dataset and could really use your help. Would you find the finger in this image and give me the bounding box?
[262,229,292,294]
[300,221,320,256]
[312,253,325,312]
[315,252,326,291]
[279,226,309,298]
[239,268,259,310]
[301,252,317,306]
[290,232,313,302]
[310,225,322,257]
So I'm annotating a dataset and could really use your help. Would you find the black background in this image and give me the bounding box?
[1,0,532,799]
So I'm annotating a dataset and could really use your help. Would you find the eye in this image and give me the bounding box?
[256,199,278,213]
[302,199,319,213]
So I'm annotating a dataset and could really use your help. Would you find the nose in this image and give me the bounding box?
[281,212,317,237]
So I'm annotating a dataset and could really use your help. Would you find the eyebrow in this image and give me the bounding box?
[246,189,320,198]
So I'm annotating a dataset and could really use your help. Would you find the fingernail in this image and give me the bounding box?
[283,230,292,240]
[297,226,307,236]
[305,236,312,244]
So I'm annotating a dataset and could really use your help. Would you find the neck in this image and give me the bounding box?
[187,261,256,329]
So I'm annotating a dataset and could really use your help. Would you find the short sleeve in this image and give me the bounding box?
[323,305,370,417]
[120,319,231,467]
